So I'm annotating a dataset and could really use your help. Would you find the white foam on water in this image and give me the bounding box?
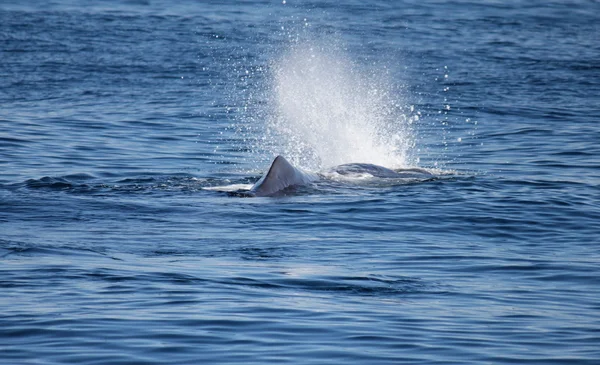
[262,39,418,171]
[202,184,254,192]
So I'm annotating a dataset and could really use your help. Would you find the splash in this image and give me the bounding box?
[263,40,417,171]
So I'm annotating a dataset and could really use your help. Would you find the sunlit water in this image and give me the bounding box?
[1,1,600,364]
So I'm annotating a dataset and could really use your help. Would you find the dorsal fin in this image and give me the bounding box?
[250,156,317,197]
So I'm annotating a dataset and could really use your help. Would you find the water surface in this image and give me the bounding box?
[1,1,599,364]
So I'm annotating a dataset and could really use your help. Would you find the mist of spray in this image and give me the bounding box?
[262,40,417,171]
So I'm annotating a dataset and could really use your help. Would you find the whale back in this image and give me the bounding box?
[333,163,434,179]
[250,156,318,197]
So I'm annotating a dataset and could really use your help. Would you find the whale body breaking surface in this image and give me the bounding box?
[249,155,434,197]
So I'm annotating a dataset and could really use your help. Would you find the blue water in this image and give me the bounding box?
[1,1,600,364]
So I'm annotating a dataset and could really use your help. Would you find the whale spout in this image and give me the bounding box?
[250,156,318,197]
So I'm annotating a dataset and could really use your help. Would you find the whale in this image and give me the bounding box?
[250,155,319,197]
[250,155,433,197]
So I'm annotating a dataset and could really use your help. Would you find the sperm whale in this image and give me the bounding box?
[250,155,433,197]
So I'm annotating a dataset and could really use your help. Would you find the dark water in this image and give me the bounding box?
[2,1,600,364]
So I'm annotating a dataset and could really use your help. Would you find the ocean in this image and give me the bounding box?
[1,0,599,364]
